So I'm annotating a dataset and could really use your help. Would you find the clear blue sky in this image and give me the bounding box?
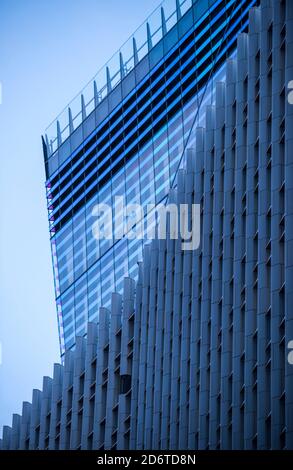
[0,0,160,431]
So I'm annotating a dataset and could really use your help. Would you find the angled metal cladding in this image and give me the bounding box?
[1,0,293,450]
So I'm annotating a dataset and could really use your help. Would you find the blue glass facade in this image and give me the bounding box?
[43,0,258,355]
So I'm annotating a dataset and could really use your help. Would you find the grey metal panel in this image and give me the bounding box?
[92,307,110,449]
[178,149,195,449]
[39,376,53,449]
[136,245,151,449]
[70,336,86,449]
[59,350,74,449]
[104,293,122,449]
[2,426,12,450]
[188,128,205,449]
[198,105,215,450]
[144,240,159,449]
[257,0,272,449]
[117,278,135,450]
[81,322,98,449]
[19,402,32,450]
[221,57,236,450]
[152,237,167,449]
[28,389,42,450]
[11,414,21,450]
[48,363,63,449]
[160,191,176,449]
[285,0,293,450]
[129,263,143,449]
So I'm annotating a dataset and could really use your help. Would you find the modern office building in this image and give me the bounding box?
[42,0,259,356]
[1,0,293,450]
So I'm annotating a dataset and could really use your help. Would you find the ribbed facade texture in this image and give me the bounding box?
[1,0,293,450]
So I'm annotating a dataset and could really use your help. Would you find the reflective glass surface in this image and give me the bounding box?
[44,0,257,354]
